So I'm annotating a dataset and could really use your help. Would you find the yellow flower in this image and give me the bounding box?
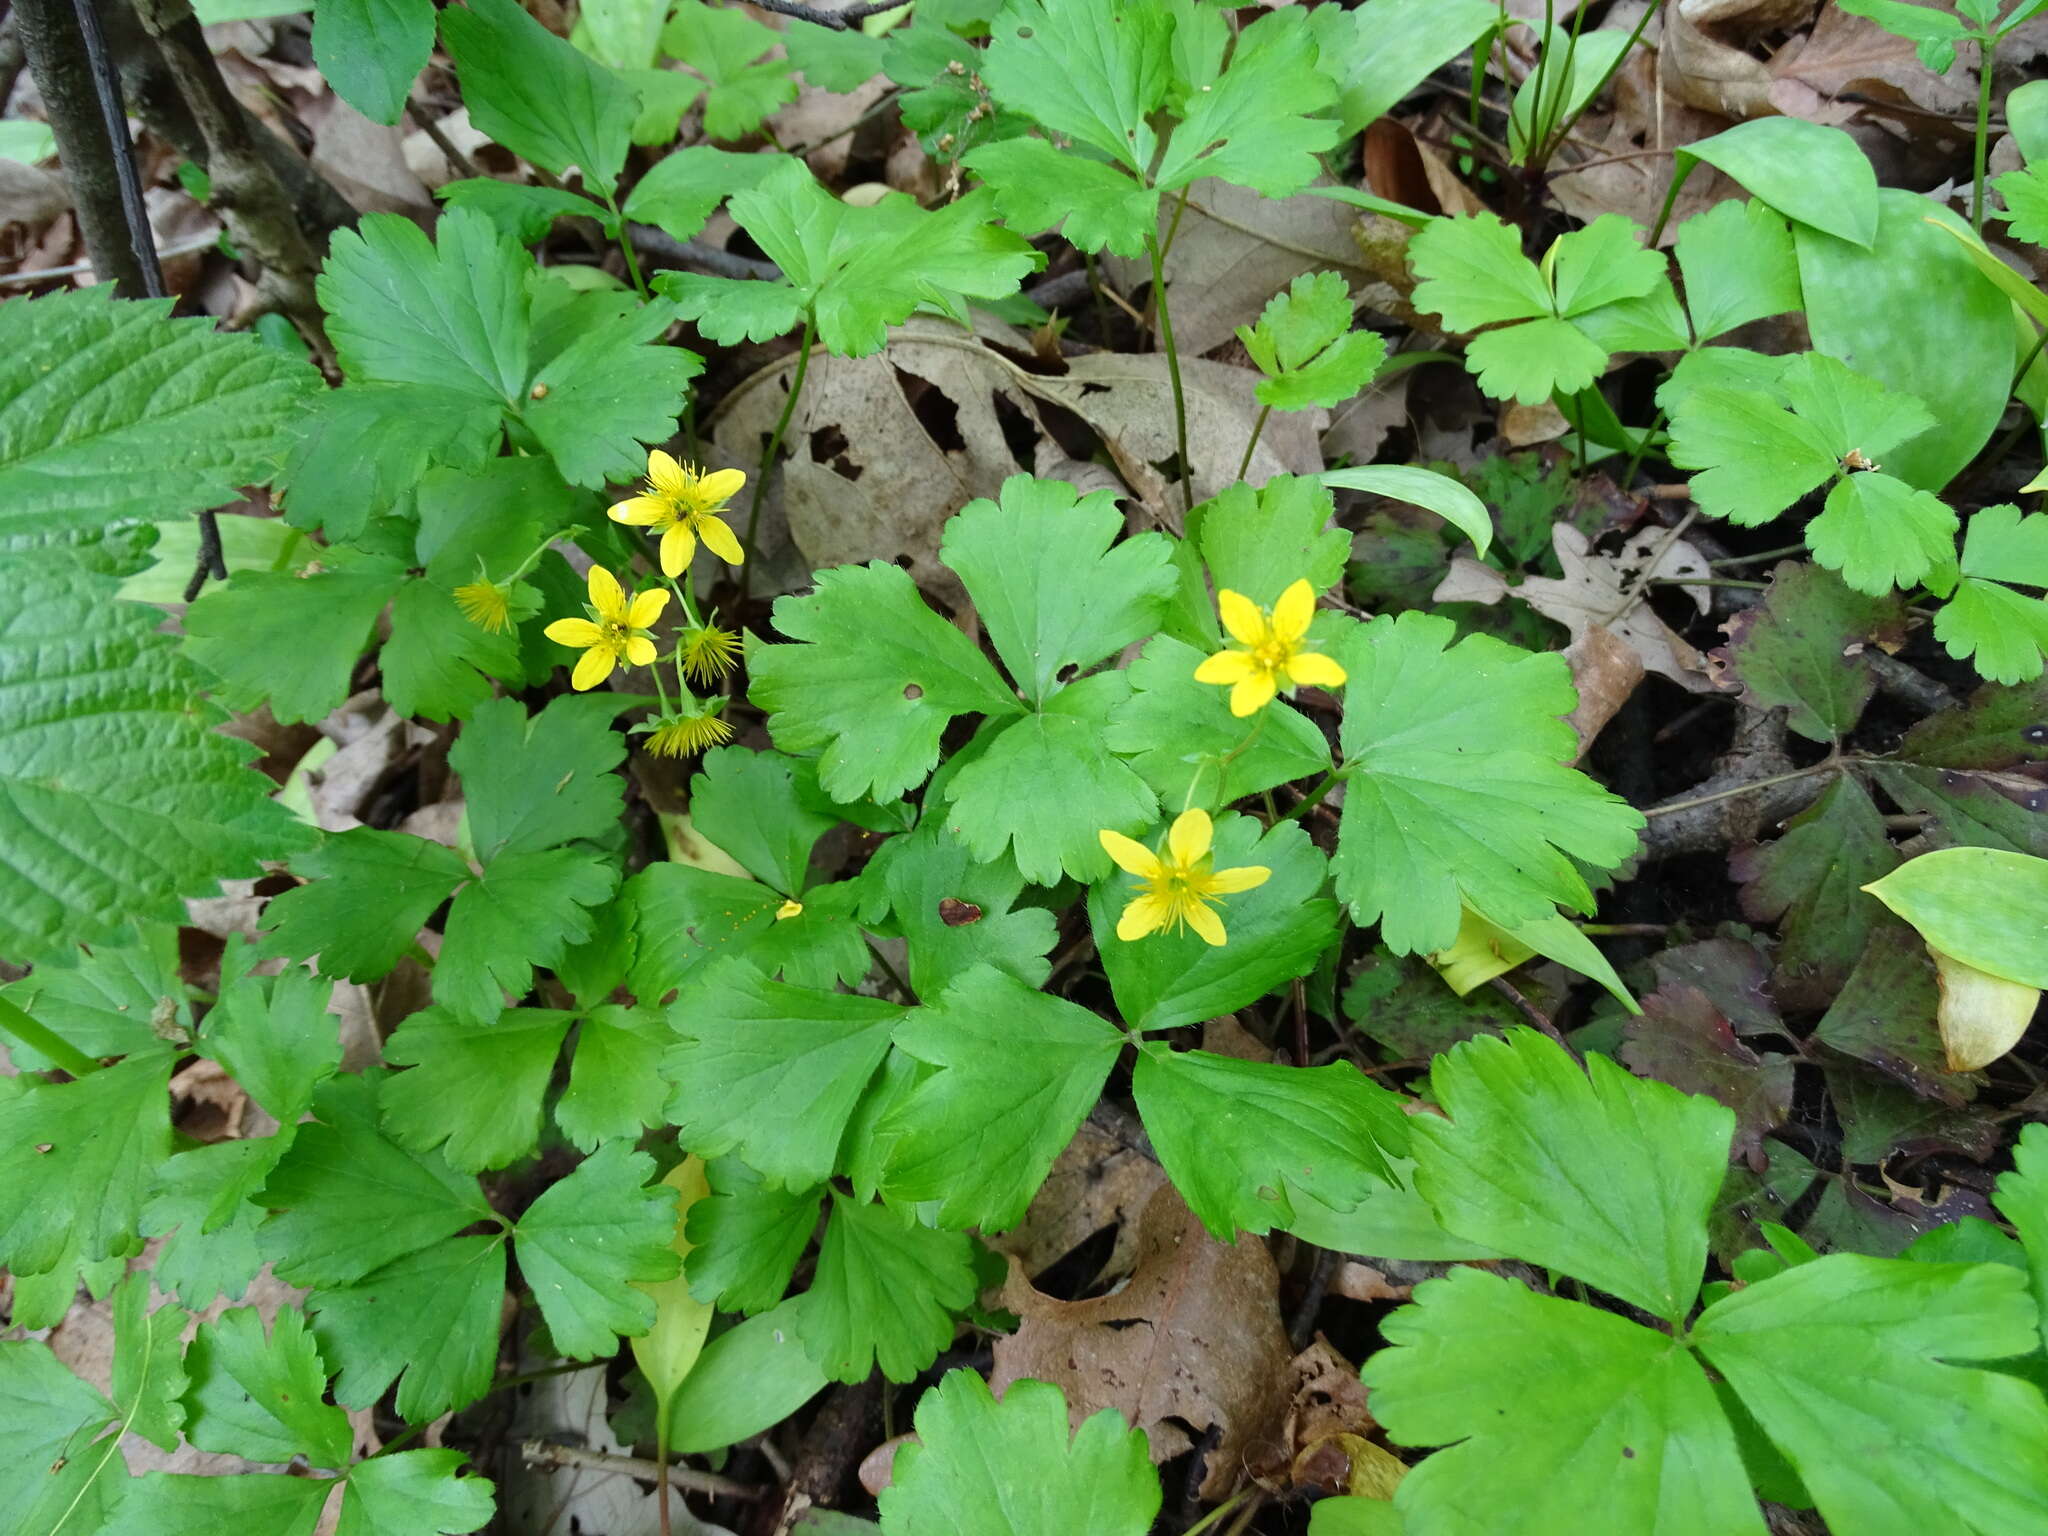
[1097,809,1270,947]
[775,898,804,920]
[543,564,669,691]
[643,709,734,758]
[1192,578,1348,717]
[609,449,747,577]
[454,579,513,634]
[679,623,742,684]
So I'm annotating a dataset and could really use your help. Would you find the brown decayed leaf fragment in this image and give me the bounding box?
[991,1181,1294,1500]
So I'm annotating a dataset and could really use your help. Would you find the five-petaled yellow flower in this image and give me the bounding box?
[1194,578,1347,717]
[544,565,668,691]
[1098,809,1270,947]
[609,449,746,577]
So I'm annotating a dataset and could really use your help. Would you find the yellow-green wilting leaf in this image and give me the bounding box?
[1861,847,2048,989]
[632,1157,715,1415]
[1929,948,2041,1073]
[1429,908,1534,997]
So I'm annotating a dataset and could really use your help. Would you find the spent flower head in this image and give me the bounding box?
[1097,809,1270,947]
[679,622,743,684]
[1193,578,1347,717]
[609,449,746,577]
[543,564,669,691]
[454,578,513,635]
[638,701,734,759]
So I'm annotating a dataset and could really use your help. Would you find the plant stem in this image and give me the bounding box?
[1709,542,1810,568]
[1643,759,1848,819]
[0,994,101,1077]
[656,1394,673,1536]
[1183,1489,1255,1536]
[1973,31,1997,235]
[1235,404,1271,484]
[1148,230,1194,513]
[739,310,817,603]
[1619,406,1667,488]
[1538,0,1664,169]
[1284,767,1345,821]
[605,191,652,302]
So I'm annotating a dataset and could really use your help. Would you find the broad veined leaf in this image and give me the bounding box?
[1408,1030,1730,1322]
[437,177,609,244]
[1805,471,1959,598]
[1935,505,2048,683]
[513,1140,680,1358]
[660,0,797,139]
[1133,1044,1407,1239]
[1674,197,1803,344]
[314,0,435,123]
[1151,5,1339,195]
[663,1292,829,1452]
[618,144,788,242]
[1310,0,1498,138]
[689,746,839,895]
[260,829,473,983]
[749,560,1022,802]
[142,1139,276,1310]
[1091,811,1338,1034]
[432,848,618,1022]
[182,560,406,725]
[277,380,503,542]
[0,1338,118,1532]
[441,0,636,195]
[1194,473,1352,608]
[182,1305,352,1469]
[1678,115,1880,245]
[939,474,1176,706]
[101,1472,329,1534]
[310,1234,506,1422]
[662,960,908,1189]
[381,1007,576,1172]
[109,1270,187,1452]
[800,1191,976,1382]
[625,863,867,999]
[1334,611,1644,955]
[378,574,524,723]
[879,1371,1160,1536]
[523,296,700,487]
[1715,561,1903,742]
[857,823,1058,998]
[1862,847,2048,989]
[336,1449,495,1536]
[0,922,188,1068]
[1994,1122,2048,1336]
[1365,1267,1764,1536]
[881,967,1123,1231]
[198,959,343,1125]
[556,1002,670,1151]
[451,693,628,861]
[684,1156,821,1313]
[961,137,1159,258]
[975,0,1174,173]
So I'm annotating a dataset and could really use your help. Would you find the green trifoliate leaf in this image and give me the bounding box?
[1693,1255,2048,1533]
[1935,504,2048,683]
[438,178,609,244]
[143,1140,275,1309]
[1546,213,1669,318]
[1807,473,1959,598]
[311,1235,505,1423]
[337,1449,495,1536]
[0,921,187,1068]
[1462,316,1608,405]
[198,960,342,1126]
[1996,163,2048,245]
[1132,1045,1407,1240]
[749,560,1022,802]
[102,1472,330,1534]
[976,0,1174,174]
[619,145,787,242]
[1238,271,1353,379]
[525,299,701,488]
[690,747,839,894]
[1366,1266,1764,1536]
[0,289,317,555]
[625,864,867,999]
[879,1371,1160,1536]
[1195,473,1351,607]
[557,1003,670,1152]
[1408,212,1553,330]
[0,1340,116,1530]
[183,561,405,724]
[453,694,628,861]
[1,546,314,960]
[939,474,1176,706]
[1091,812,1339,1034]
[433,848,618,1023]
[261,830,472,983]
[0,1049,171,1275]
[781,16,888,90]
[379,575,523,723]
[1674,198,1802,343]
[801,1191,976,1382]
[962,138,1158,258]
[1105,635,1330,815]
[684,1157,821,1313]
[941,674,1160,885]
[657,159,1041,355]
[1410,1030,1730,1322]
[382,1007,575,1172]
[440,0,634,195]
[1334,612,1644,955]
[1153,6,1337,193]
[1716,561,1904,742]
[858,823,1057,998]
[319,210,532,406]
[513,1140,680,1359]
[109,1271,187,1452]
[881,967,1122,1231]
[661,0,798,139]
[259,1073,494,1288]
[182,1305,352,1469]
[313,0,434,124]
[278,382,502,541]
[662,961,908,1189]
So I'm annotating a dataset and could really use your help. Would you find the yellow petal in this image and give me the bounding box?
[1203,863,1270,895]
[571,646,617,691]
[626,586,670,628]
[623,634,658,667]
[1167,808,1212,868]
[1182,899,1228,947]
[1285,651,1348,689]
[659,522,697,578]
[610,495,671,527]
[1230,671,1278,717]
[1272,578,1316,642]
[1217,589,1268,647]
[698,467,746,504]
[545,617,604,648]
[588,564,627,621]
[698,514,745,566]
[647,449,688,498]
[1194,648,1257,685]
[1116,892,1170,942]
[1099,828,1163,878]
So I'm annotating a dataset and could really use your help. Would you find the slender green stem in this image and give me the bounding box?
[1709,541,1810,568]
[0,994,101,1077]
[1235,403,1272,483]
[1148,231,1194,513]
[739,310,818,603]
[1521,0,1556,165]
[603,192,651,303]
[656,1394,674,1536]
[1644,759,1850,820]
[1619,406,1668,488]
[1973,32,1997,235]
[1538,0,1664,169]
[1182,1489,1255,1536]
[1284,767,1346,821]
[2013,324,2048,393]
